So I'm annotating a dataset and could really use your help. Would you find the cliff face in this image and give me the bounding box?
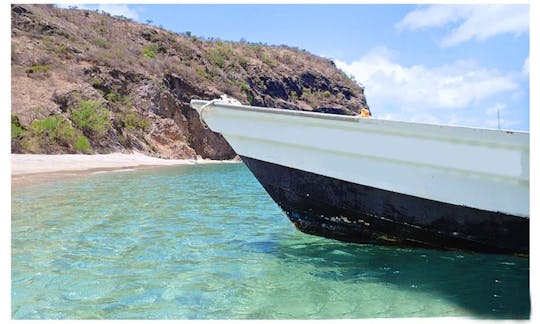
[11,4,369,159]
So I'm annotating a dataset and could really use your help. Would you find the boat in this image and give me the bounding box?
[190,98,529,255]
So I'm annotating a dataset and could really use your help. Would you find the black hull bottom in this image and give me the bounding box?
[240,156,529,255]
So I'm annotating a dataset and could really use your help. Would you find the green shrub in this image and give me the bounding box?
[55,44,68,55]
[207,67,221,81]
[20,115,91,153]
[289,91,298,101]
[261,53,275,67]
[122,95,132,106]
[26,64,50,74]
[240,81,250,92]
[142,44,158,58]
[281,53,293,65]
[299,88,333,108]
[29,116,60,136]
[238,57,248,69]
[106,91,118,102]
[118,134,128,145]
[157,44,167,54]
[106,92,131,106]
[208,48,226,68]
[55,119,77,144]
[91,78,103,87]
[20,136,41,152]
[11,115,26,139]
[70,99,111,137]
[29,115,77,145]
[195,66,208,79]
[246,92,255,105]
[42,36,53,49]
[240,81,254,104]
[95,38,109,48]
[74,135,92,154]
[301,87,312,99]
[116,111,151,131]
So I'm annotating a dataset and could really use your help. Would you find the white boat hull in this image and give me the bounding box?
[191,100,529,254]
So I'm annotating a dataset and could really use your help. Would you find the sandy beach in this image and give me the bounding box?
[11,153,239,188]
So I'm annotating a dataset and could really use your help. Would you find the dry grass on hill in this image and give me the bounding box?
[11,4,369,158]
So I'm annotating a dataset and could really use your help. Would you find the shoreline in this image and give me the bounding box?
[11,153,240,189]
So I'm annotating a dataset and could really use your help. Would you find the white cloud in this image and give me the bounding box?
[396,5,529,47]
[395,5,468,31]
[335,48,521,128]
[336,48,518,110]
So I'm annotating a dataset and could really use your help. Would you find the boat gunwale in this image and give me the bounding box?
[190,99,529,153]
[190,99,529,136]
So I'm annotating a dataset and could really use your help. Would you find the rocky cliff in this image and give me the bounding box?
[11,4,369,159]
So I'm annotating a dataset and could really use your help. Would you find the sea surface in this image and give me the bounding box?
[11,163,530,319]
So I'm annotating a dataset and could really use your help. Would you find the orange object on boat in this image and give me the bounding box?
[359,107,370,118]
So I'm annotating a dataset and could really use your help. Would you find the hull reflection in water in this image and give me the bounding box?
[191,99,529,254]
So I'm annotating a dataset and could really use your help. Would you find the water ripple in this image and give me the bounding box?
[12,163,529,319]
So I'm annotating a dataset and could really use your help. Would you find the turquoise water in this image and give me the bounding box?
[12,163,529,319]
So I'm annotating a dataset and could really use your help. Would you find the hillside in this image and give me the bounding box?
[11,4,369,159]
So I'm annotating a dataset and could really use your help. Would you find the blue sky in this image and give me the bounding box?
[58,3,530,131]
